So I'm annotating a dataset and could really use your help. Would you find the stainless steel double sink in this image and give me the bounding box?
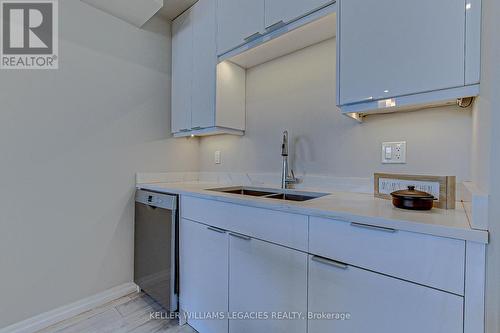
[207,186,329,202]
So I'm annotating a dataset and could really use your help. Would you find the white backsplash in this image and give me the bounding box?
[137,171,474,203]
[138,171,372,194]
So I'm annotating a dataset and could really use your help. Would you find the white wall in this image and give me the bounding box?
[200,39,472,182]
[0,1,199,328]
[472,0,500,331]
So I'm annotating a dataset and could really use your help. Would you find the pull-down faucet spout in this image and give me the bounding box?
[281,131,298,189]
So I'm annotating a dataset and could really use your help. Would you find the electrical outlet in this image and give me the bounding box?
[382,142,406,164]
[214,151,221,164]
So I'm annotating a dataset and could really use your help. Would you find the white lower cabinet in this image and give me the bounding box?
[180,199,469,333]
[309,216,465,295]
[228,233,308,333]
[307,255,463,333]
[180,219,228,333]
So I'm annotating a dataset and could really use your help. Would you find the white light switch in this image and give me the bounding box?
[384,146,392,159]
[382,142,406,164]
[214,151,221,164]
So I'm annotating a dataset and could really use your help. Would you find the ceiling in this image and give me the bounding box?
[158,0,198,20]
[81,0,197,27]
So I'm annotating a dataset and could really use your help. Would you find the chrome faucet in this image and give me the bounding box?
[281,130,298,189]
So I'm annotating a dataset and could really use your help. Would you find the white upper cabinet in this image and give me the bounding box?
[339,0,464,104]
[191,0,217,130]
[171,0,246,137]
[337,0,481,115]
[217,0,265,55]
[217,0,335,56]
[171,9,192,133]
[265,0,332,29]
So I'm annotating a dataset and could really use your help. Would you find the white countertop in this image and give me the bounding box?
[137,182,488,243]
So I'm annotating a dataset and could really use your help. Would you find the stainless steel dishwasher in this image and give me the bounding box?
[134,189,178,312]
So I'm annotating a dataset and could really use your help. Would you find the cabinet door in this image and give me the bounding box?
[338,0,465,105]
[171,10,193,133]
[191,0,216,129]
[180,219,228,333]
[229,234,307,333]
[217,0,265,55]
[308,255,463,333]
[265,0,331,28]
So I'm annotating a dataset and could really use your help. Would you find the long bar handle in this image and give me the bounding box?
[350,222,397,233]
[207,226,226,234]
[311,256,348,270]
[265,20,285,31]
[229,232,251,241]
[244,32,262,42]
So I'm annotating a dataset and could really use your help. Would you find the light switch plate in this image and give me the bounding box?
[214,151,221,164]
[382,141,406,164]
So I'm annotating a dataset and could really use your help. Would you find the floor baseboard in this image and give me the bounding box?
[0,282,139,333]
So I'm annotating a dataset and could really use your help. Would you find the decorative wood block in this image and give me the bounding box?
[374,173,456,209]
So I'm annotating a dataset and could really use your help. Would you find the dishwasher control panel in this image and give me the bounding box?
[135,189,177,210]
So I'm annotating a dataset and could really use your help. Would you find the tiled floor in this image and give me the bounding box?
[37,292,197,333]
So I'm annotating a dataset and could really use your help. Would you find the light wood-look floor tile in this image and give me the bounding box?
[36,292,197,333]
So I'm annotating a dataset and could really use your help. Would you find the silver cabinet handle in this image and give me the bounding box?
[207,226,226,234]
[311,256,348,270]
[179,128,190,132]
[350,222,397,233]
[229,232,251,241]
[244,32,262,42]
[265,20,285,31]
[191,126,204,130]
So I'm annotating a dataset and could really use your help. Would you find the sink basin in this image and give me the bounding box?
[211,187,277,197]
[207,186,328,202]
[265,193,323,202]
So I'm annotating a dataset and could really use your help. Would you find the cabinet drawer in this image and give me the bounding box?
[309,217,465,295]
[308,255,463,333]
[181,196,308,251]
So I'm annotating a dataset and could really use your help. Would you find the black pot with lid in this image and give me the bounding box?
[390,186,436,211]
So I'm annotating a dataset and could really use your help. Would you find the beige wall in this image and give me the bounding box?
[0,1,489,329]
[200,39,472,182]
[0,1,199,328]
